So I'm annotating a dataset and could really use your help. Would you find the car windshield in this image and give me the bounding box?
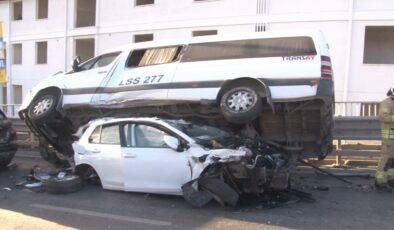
[164,119,230,142]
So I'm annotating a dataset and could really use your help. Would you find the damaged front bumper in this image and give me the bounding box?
[183,141,296,207]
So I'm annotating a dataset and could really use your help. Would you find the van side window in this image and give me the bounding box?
[78,52,121,71]
[127,46,182,67]
[181,36,316,62]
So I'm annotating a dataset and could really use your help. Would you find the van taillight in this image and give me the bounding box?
[321,56,333,78]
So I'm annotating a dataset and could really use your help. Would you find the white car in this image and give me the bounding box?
[20,30,334,162]
[72,117,291,207]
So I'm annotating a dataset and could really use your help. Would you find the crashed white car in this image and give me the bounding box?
[72,117,293,207]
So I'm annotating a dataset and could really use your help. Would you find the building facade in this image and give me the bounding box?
[0,0,393,110]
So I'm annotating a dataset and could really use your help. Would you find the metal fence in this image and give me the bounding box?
[1,104,21,118]
[335,101,380,117]
[0,102,381,118]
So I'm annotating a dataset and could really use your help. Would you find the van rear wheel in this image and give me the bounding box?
[220,86,262,124]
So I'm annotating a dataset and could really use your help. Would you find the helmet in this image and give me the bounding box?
[387,85,394,97]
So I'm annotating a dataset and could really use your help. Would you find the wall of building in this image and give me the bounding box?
[0,0,393,105]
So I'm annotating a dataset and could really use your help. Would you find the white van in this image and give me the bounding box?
[19,30,334,161]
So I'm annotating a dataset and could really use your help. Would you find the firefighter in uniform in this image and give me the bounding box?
[376,86,394,190]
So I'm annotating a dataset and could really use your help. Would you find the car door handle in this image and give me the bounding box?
[123,153,137,158]
[91,149,101,153]
[97,70,107,74]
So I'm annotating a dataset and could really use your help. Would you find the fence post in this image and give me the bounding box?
[336,139,342,166]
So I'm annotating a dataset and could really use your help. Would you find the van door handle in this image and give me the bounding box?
[97,70,107,74]
[91,149,101,153]
[123,153,137,158]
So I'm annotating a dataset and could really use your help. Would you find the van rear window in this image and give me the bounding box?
[181,36,316,62]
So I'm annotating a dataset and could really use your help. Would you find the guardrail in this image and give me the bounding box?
[11,118,38,149]
[1,104,21,118]
[332,116,380,165]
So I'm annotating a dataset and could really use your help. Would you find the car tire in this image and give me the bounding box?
[28,94,58,123]
[220,86,262,124]
[80,167,101,185]
[43,174,83,194]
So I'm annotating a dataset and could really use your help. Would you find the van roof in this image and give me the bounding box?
[104,29,326,54]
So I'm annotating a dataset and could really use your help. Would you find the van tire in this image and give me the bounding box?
[28,94,58,123]
[220,86,262,124]
[43,174,83,194]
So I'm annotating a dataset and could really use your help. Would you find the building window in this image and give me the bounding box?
[13,85,23,104]
[134,34,154,43]
[75,38,95,62]
[192,30,218,37]
[13,1,23,21]
[36,41,48,64]
[364,26,394,64]
[75,0,96,27]
[12,44,22,65]
[135,0,154,6]
[37,0,48,19]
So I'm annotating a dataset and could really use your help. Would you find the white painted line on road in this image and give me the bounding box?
[30,203,172,227]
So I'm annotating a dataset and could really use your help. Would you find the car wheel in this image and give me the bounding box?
[43,174,83,194]
[80,167,101,185]
[220,86,262,124]
[28,94,58,123]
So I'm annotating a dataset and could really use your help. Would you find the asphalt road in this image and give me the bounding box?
[1,150,394,230]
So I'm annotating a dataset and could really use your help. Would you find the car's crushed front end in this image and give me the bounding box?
[166,120,296,207]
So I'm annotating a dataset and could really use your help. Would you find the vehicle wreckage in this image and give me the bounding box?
[69,117,297,207]
[18,30,334,165]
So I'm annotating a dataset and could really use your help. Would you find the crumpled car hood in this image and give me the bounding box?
[189,146,252,180]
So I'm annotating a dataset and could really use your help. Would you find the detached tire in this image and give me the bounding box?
[28,94,58,123]
[220,86,262,124]
[43,175,83,194]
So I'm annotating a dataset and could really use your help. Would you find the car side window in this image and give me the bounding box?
[134,124,168,148]
[89,124,120,145]
[126,46,182,67]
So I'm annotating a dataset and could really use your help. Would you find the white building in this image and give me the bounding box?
[0,0,393,111]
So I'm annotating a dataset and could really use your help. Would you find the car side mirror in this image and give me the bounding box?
[164,135,182,152]
[72,56,81,72]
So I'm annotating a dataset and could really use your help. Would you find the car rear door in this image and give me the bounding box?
[97,46,183,105]
[120,122,191,194]
[78,123,124,189]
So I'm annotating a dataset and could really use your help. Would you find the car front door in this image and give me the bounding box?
[62,52,121,106]
[120,122,191,194]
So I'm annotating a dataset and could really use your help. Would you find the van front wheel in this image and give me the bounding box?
[220,86,262,124]
[28,94,58,123]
